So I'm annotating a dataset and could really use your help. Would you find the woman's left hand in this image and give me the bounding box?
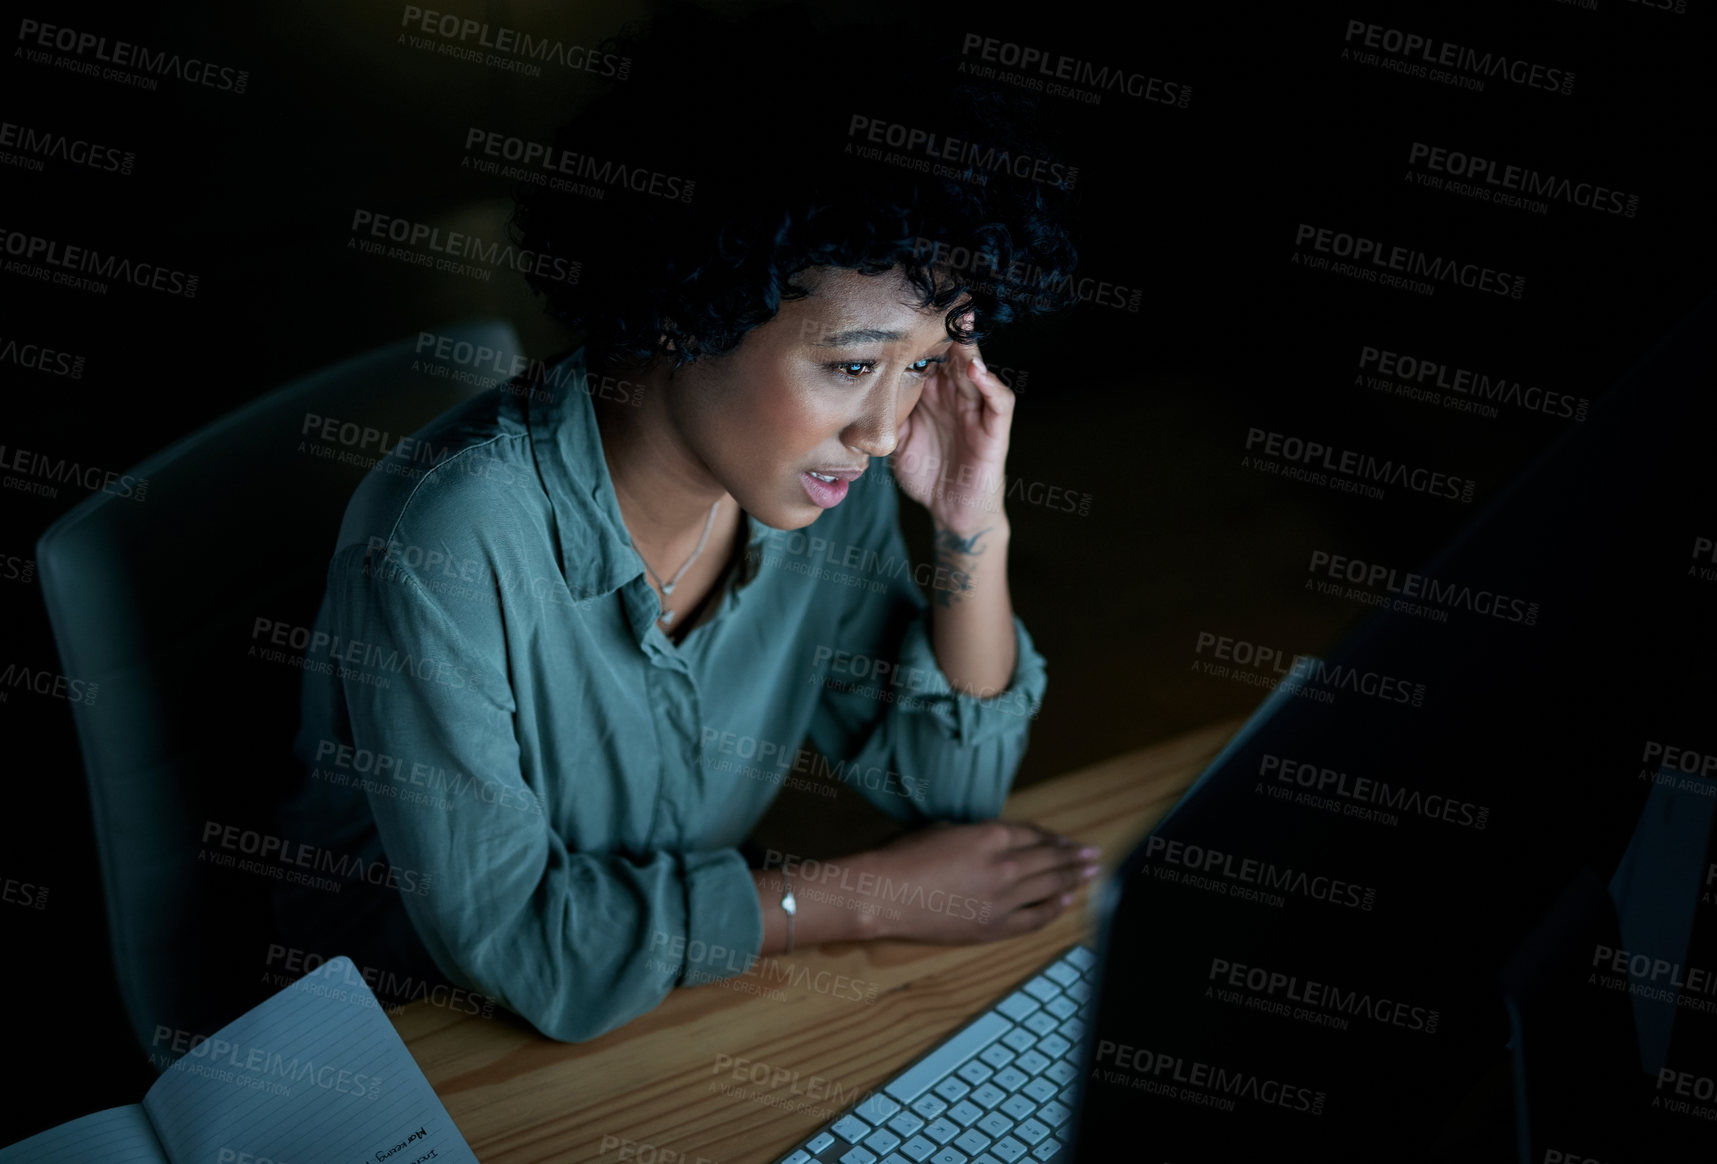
[891,336,1015,536]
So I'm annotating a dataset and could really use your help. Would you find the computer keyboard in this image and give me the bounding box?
[772,944,1094,1164]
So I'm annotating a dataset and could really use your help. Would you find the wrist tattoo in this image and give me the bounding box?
[930,526,991,607]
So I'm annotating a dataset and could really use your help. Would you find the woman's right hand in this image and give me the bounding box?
[852,821,1101,945]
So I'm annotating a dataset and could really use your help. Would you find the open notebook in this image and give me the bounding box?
[0,956,478,1163]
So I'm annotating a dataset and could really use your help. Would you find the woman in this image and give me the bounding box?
[274,4,1094,1041]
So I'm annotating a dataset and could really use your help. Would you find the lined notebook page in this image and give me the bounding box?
[141,956,478,1164]
[0,1105,167,1163]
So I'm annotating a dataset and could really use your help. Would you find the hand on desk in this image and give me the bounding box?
[754,821,1100,954]
[857,820,1100,944]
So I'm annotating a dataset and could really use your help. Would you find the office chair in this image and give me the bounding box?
[35,320,523,1066]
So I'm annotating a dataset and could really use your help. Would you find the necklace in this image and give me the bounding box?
[630,500,721,627]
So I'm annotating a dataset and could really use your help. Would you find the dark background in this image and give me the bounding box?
[2,0,1710,1151]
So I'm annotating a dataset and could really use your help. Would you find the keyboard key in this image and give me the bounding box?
[856,1094,904,1125]
[888,1112,926,1138]
[933,1078,971,1103]
[969,1083,1008,1109]
[833,1116,873,1144]
[1001,1027,1037,1053]
[1036,1100,1071,1128]
[999,1094,1036,1121]
[809,1133,837,1153]
[1062,1018,1085,1043]
[930,1151,969,1164]
[841,1149,878,1164]
[881,1157,912,1164]
[1044,997,1077,1021]
[1064,980,1089,1004]
[994,993,1040,1022]
[1021,1078,1059,1104]
[976,1111,1014,1138]
[1043,962,1080,987]
[900,1135,938,1162]
[782,1152,813,1164]
[864,1128,904,1156]
[947,1100,985,1127]
[924,1118,962,1146]
[979,1043,1015,1069]
[1022,1012,1058,1037]
[989,1136,1029,1162]
[992,1067,1029,1092]
[973,1157,1004,1164]
[1021,977,1060,1003]
[885,1012,1012,1104]
[1035,1035,1071,1060]
[1014,1051,1050,1077]
[1013,1120,1051,1147]
[954,1129,993,1156]
[1032,1140,1067,1162]
[912,1096,948,1121]
[956,1060,995,1086]
[1065,946,1095,971]
[1044,1061,1078,1086]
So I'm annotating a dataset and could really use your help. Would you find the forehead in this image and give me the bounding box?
[783,266,952,345]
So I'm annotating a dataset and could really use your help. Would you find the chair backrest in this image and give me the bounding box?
[35,321,523,1064]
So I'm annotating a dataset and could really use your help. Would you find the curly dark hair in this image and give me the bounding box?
[509,2,1079,371]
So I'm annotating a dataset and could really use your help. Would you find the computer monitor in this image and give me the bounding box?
[1067,292,1717,1161]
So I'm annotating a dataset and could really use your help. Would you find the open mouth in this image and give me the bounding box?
[800,471,852,508]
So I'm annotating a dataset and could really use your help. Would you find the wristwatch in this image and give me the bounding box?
[781,866,797,954]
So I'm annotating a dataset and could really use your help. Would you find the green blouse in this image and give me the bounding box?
[276,348,1048,1041]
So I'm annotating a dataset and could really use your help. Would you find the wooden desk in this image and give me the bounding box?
[392,718,1242,1163]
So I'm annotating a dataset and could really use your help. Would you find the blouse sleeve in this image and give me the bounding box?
[803,470,1049,825]
[326,495,762,1043]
